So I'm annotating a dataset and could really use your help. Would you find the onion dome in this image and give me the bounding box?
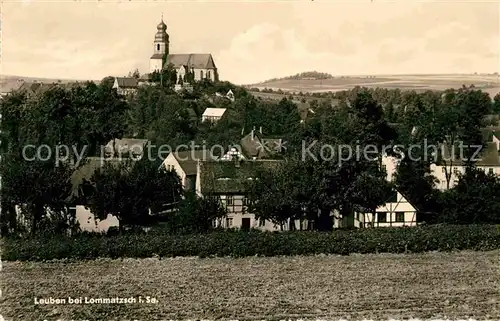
[157,19,167,32]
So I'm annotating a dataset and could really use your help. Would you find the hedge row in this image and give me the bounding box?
[3,224,500,261]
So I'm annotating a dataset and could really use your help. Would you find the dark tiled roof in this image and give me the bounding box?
[240,132,266,159]
[114,77,138,88]
[150,53,165,59]
[104,138,148,156]
[165,54,216,69]
[70,157,134,199]
[199,160,283,194]
[174,149,218,175]
[239,131,285,159]
[439,142,500,166]
[18,82,56,93]
[186,108,198,120]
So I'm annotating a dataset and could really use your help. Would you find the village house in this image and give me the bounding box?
[69,157,124,233]
[149,17,218,82]
[333,189,418,228]
[430,127,500,190]
[112,77,138,96]
[202,107,226,123]
[195,159,302,231]
[221,128,285,161]
[162,149,215,192]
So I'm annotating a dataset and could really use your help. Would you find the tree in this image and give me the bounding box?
[129,69,140,79]
[0,154,73,235]
[100,76,115,88]
[83,157,182,230]
[437,167,500,224]
[493,93,500,113]
[170,192,227,233]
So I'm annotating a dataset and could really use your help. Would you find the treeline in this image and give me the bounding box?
[261,71,334,83]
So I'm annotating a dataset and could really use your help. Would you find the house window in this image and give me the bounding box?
[226,217,233,227]
[378,212,387,223]
[395,212,404,223]
[227,196,234,206]
[259,218,265,227]
[489,168,494,174]
[442,167,446,173]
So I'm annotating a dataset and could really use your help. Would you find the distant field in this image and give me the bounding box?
[251,74,500,95]
[2,250,499,320]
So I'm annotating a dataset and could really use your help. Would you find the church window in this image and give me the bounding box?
[200,70,204,79]
[157,44,160,51]
[207,70,211,79]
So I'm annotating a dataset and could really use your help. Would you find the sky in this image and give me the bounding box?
[1,0,499,84]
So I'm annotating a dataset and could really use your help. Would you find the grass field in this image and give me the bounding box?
[2,250,499,320]
[251,74,500,95]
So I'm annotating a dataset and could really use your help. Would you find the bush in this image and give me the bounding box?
[3,225,500,261]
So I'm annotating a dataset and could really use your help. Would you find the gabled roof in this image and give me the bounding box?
[70,157,134,199]
[199,160,283,194]
[104,138,149,156]
[18,82,56,94]
[438,142,500,166]
[173,149,217,175]
[165,54,217,70]
[114,77,138,89]
[239,131,284,159]
[0,80,24,94]
[202,107,226,118]
[376,188,418,213]
[240,132,266,159]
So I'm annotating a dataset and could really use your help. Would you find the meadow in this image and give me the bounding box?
[1,250,499,320]
[251,74,500,95]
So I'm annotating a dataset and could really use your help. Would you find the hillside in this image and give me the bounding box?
[249,73,500,95]
[0,75,99,93]
[261,71,334,83]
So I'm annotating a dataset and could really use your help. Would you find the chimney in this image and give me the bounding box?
[251,127,254,140]
[259,126,262,134]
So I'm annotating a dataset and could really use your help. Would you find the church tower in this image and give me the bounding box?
[149,16,169,73]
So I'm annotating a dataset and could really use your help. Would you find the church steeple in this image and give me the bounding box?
[153,15,169,56]
[149,15,170,73]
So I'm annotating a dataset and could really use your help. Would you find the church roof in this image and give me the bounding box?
[114,77,138,88]
[164,54,216,70]
[150,53,165,60]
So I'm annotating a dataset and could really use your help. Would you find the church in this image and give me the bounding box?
[149,17,219,82]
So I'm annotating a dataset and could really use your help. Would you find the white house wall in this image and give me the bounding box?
[217,194,300,231]
[14,204,119,233]
[430,164,500,190]
[382,155,400,182]
[75,206,119,233]
[163,154,188,188]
